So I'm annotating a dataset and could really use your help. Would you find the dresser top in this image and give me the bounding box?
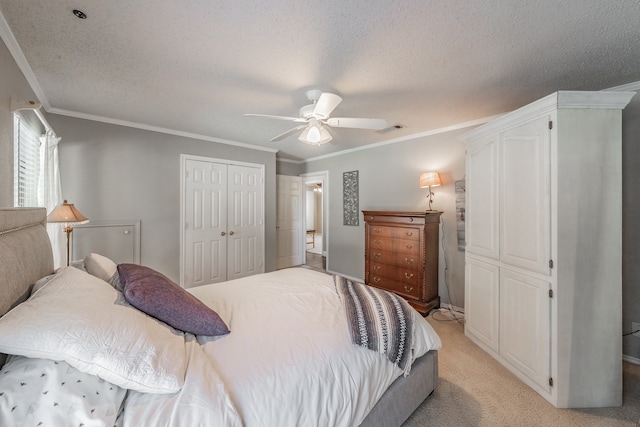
[362,210,442,217]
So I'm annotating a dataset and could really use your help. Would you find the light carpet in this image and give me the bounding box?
[402,312,640,426]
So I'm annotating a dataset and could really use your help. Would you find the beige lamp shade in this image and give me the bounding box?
[47,200,89,224]
[419,171,442,188]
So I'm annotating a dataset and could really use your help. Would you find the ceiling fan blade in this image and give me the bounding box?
[313,93,342,119]
[270,125,308,142]
[325,117,388,130]
[245,113,306,123]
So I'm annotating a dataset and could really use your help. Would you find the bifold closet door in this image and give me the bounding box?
[183,159,264,288]
[184,159,227,287]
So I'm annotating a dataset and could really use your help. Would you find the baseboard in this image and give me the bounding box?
[623,354,640,365]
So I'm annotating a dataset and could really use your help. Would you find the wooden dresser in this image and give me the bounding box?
[363,211,442,315]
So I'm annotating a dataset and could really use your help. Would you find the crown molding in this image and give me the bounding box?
[49,107,279,154]
[0,11,51,110]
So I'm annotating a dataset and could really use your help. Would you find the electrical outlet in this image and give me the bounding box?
[633,322,640,338]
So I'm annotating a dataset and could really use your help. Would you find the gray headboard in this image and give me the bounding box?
[0,208,54,316]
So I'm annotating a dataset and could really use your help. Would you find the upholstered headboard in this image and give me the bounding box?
[0,208,54,316]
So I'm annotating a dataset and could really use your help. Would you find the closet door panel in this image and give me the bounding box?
[465,257,500,353]
[500,116,551,275]
[466,136,499,259]
[499,268,550,392]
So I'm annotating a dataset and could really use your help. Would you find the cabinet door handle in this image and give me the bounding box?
[404,258,414,265]
[404,272,414,279]
[404,285,414,292]
[221,232,226,236]
[229,231,235,235]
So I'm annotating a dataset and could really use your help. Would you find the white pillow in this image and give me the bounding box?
[84,252,117,282]
[0,266,188,394]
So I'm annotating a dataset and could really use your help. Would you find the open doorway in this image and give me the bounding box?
[303,172,328,272]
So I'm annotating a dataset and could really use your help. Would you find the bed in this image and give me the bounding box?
[0,207,440,426]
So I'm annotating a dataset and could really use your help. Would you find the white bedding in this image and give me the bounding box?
[126,268,442,427]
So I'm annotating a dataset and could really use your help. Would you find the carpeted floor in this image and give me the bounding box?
[402,312,640,426]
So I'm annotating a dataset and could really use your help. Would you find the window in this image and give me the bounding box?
[13,113,41,207]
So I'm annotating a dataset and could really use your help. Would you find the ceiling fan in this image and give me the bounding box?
[245,90,388,146]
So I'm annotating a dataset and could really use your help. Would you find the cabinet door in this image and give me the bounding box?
[466,135,499,260]
[465,256,500,352]
[499,268,550,392]
[500,116,551,275]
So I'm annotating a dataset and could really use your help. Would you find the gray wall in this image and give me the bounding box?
[50,115,277,283]
[300,130,467,310]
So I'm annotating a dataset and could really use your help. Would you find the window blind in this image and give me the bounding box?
[13,113,41,207]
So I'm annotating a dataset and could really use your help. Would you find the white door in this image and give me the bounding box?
[499,268,551,392]
[465,135,499,260]
[226,165,264,280]
[182,156,264,287]
[276,175,304,269]
[500,115,551,275]
[465,256,500,353]
[184,159,227,287]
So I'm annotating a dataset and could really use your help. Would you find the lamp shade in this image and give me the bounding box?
[47,200,89,224]
[299,123,332,146]
[419,171,442,188]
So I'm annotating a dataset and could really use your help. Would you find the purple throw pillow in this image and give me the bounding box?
[117,264,230,336]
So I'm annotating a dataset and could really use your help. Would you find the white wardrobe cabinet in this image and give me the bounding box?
[461,90,635,408]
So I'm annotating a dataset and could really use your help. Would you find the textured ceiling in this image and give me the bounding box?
[1,0,639,161]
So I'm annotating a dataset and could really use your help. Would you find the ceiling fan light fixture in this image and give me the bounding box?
[307,124,321,143]
[299,124,332,146]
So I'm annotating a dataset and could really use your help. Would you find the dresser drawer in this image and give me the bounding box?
[369,275,421,300]
[369,237,420,255]
[370,225,421,241]
[370,262,421,286]
[369,249,421,269]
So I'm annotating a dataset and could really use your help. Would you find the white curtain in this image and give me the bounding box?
[38,129,64,269]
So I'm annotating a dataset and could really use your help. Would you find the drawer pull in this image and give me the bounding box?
[406,244,413,250]
[373,252,382,258]
[373,227,381,233]
[404,272,414,279]
[373,277,381,283]
[404,258,414,265]
[405,231,413,237]
[374,239,381,245]
[404,286,414,292]
[373,265,381,272]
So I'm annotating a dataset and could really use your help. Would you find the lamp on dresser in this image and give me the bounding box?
[419,171,441,211]
[47,200,89,266]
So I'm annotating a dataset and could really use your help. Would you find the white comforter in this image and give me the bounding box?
[124,268,442,427]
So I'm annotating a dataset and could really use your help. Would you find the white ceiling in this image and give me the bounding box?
[1,1,639,162]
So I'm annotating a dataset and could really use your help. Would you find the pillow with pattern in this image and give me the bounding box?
[0,355,126,426]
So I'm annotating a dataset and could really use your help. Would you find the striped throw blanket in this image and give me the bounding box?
[334,275,415,375]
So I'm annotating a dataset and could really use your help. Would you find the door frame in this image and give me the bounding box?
[179,153,265,287]
[301,171,329,264]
